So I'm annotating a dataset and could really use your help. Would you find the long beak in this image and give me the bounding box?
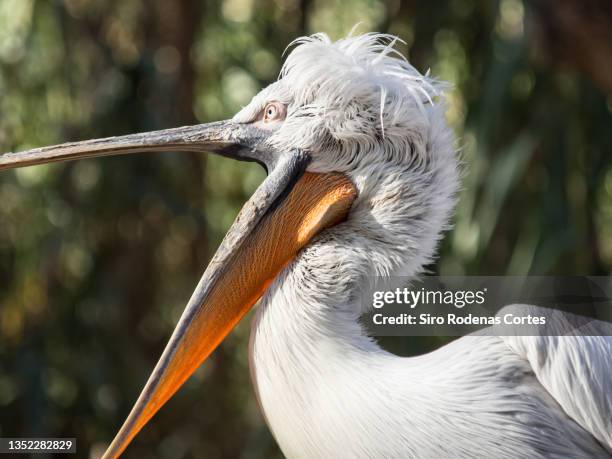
[0,121,276,171]
[1,122,357,457]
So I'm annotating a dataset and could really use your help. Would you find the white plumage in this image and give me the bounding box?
[3,30,609,459]
[239,33,612,457]
[0,30,612,459]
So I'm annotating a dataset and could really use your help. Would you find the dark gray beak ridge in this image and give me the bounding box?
[0,120,275,172]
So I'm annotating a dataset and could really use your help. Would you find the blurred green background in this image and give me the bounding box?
[0,0,611,458]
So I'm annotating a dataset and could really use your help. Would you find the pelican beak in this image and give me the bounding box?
[0,121,357,458]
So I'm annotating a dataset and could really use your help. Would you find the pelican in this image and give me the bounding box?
[1,33,611,458]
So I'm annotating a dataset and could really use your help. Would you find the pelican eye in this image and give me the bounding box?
[263,102,286,123]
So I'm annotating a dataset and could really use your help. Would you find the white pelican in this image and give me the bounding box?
[1,33,611,458]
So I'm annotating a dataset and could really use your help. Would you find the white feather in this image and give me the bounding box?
[233,33,611,458]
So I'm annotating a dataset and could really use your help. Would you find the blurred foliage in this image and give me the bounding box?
[0,0,611,458]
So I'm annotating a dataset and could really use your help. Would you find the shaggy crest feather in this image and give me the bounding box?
[279,33,443,138]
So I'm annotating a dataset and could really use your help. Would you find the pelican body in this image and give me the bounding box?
[1,33,610,458]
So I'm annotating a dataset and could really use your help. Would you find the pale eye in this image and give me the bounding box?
[263,102,286,123]
[266,105,277,118]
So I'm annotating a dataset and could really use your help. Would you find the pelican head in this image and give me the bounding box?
[0,33,459,457]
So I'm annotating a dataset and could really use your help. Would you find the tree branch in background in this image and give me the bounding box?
[533,0,612,96]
